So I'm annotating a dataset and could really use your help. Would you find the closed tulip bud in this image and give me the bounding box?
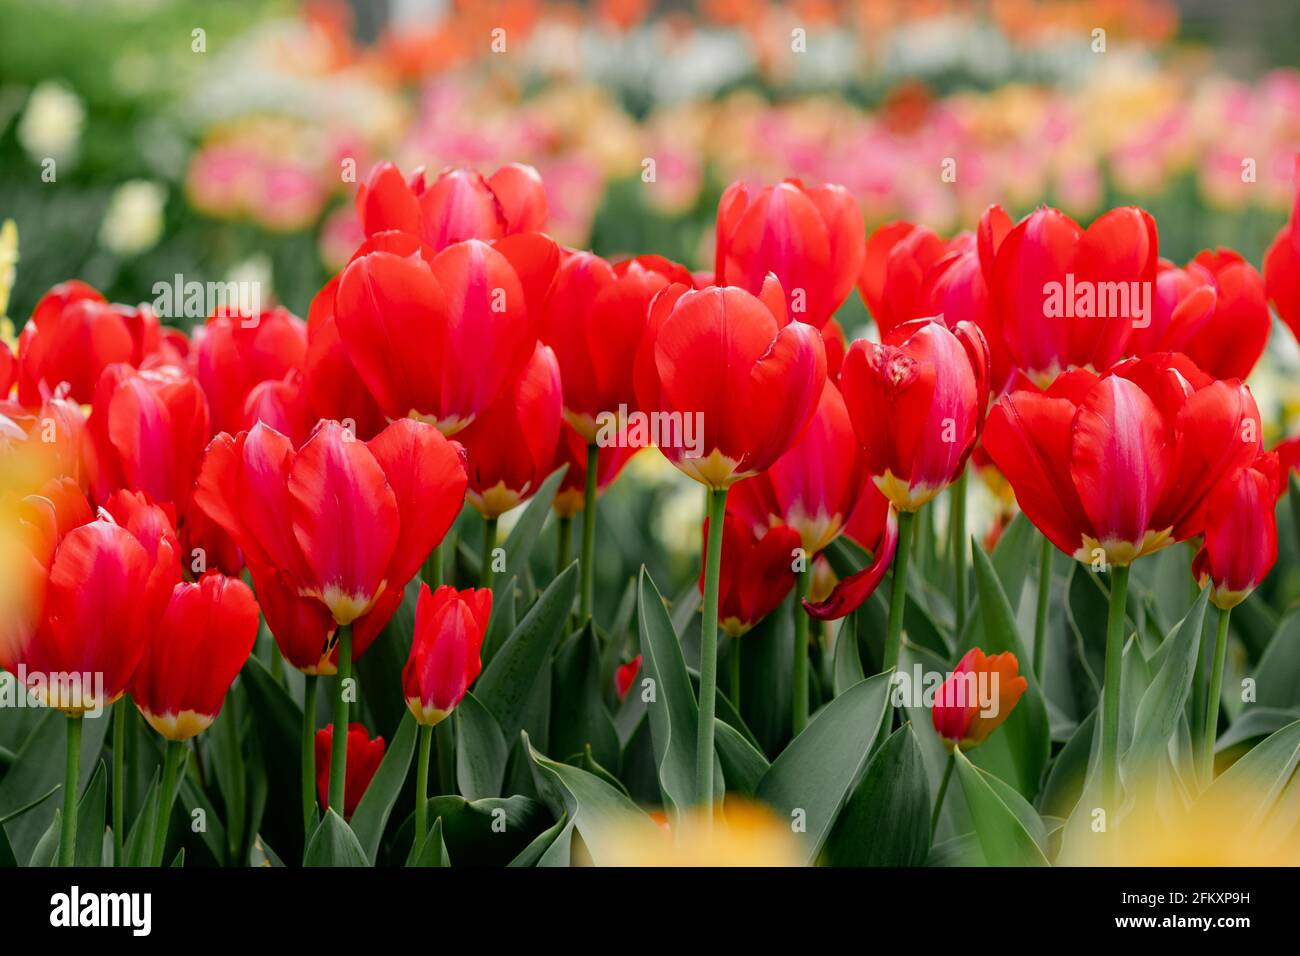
[315,723,385,820]
[703,513,801,637]
[615,655,642,700]
[188,306,307,436]
[840,318,990,512]
[1193,453,1280,609]
[458,343,562,518]
[932,648,1027,750]
[131,574,260,740]
[634,278,826,489]
[715,179,864,331]
[984,352,1262,566]
[403,584,491,726]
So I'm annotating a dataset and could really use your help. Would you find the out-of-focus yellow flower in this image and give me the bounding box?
[0,219,17,321]
[605,800,803,866]
[98,180,167,257]
[17,81,84,164]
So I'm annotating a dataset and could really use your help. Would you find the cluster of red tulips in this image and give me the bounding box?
[2,156,1298,866]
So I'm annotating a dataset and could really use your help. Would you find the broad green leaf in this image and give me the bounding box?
[303,810,368,866]
[29,810,60,867]
[123,769,161,866]
[409,818,450,867]
[823,724,930,866]
[990,512,1037,612]
[401,794,552,866]
[239,655,307,861]
[755,672,892,865]
[1204,718,1300,825]
[714,719,769,797]
[1216,707,1300,751]
[969,544,1050,799]
[475,563,578,742]
[508,812,569,867]
[525,731,657,865]
[549,623,619,769]
[502,466,567,569]
[831,612,865,697]
[0,826,15,867]
[350,711,417,864]
[0,784,58,827]
[953,749,1049,866]
[1038,710,1097,820]
[209,688,246,861]
[456,692,508,800]
[180,775,227,866]
[1250,610,1300,710]
[74,760,107,867]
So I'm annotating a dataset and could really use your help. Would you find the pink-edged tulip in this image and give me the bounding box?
[457,342,562,518]
[194,418,467,672]
[332,229,558,435]
[356,161,548,250]
[541,251,694,441]
[189,306,307,435]
[131,573,260,740]
[551,420,638,519]
[1131,251,1270,380]
[715,179,864,331]
[839,318,990,512]
[402,583,492,725]
[315,723,385,820]
[634,278,826,489]
[615,655,642,700]
[931,648,1028,750]
[703,513,802,637]
[989,205,1158,385]
[1192,452,1280,609]
[983,352,1262,566]
[1264,180,1300,343]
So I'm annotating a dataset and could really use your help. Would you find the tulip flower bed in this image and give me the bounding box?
[2,153,1300,871]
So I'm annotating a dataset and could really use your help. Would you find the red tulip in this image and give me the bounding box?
[931,648,1028,750]
[634,278,826,489]
[189,306,307,436]
[315,723,385,820]
[195,418,467,672]
[457,343,562,518]
[703,513,801,637]
[243,369,313,446]
[541,251,693,441]
[858,221,947,337]
[131,573,260,740]
[0,392,87,487]
[11,486,178,713]
[839,318,990,512]
[983,352,1262,566]
[615,655,642,700]
[1264,179,1300,343]
[715,179,864,331]
[332,229,558,435]
[402,583,491,725]
[551,420,638,518]
[305,272,387,441]
[728,379,864,555]
[823,318,847,383]
[356,161,548,250]
[989,206,1158,385]
[17,282,175,405]
[0,342,13,399]
[1192,452,1280,609]
[1131,252,1270,380]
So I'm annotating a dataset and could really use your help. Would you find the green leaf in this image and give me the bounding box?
[0,784,59,827]
[714,719,769,797]
[1204,718,1300,825]
[831,612,865,697]
[408,817,450,867]
[350,712,417,864]
[74,760,107,867]
[239,655,307,861]
[1038,710,1097,820]
[524,731,657,866]
[29,810,60,867]
[953,749,1049,866]
[303,809,369,866]
[502,466,567,570]
[549,622,619,769]
[508,812,569,867]
[754,672,892,865]
[823,724,930,866]
[990,513,1037,612]
[1122,588,1209,777]
[123,769,161,867]
[0,825,16,867]
[1250,610,1300,710]
[636,568,720,823]
[403,793,553,867]
[969,544,1051,799]
[456,692,508,800]
[475,563,578,743]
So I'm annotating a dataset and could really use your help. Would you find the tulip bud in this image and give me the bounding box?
[931,648,1027,751]
[315,723,385,820]
[402,583,492,726]
[132,574,260,740]
[1193,453,1280,609]
[615,655,642,700]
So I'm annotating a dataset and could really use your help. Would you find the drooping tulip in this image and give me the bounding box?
[1130,251,1270,381]
[314,723,385,820]
[457,343,562,519]
[839,318,990,512]
[1192,452,1280,609]
[703,513,802,638]
[189,306,308,435]
[332,229,558,435]
[634,278,826,490]
[355,161,548,250]
[983,352,1262,566]
[715,179,864,331]
[194,418,467,672]
[131,573,260,740]
[989,205,1158,385]
[402,583,492,725]
[1264,180,1300,342]
[931,648,1028,750]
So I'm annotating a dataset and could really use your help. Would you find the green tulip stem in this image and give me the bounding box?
[695,486,728,823]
